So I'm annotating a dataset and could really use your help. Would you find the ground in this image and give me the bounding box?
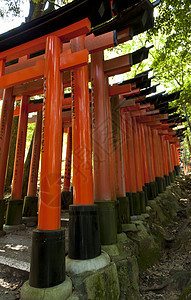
[0,175,191,299]
[140,174,191,299]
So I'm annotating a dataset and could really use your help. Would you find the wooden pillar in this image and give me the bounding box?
[5,95,28,227]
[0,88,14,231]
[69,36,100,258]
[38,36,62,231]
[63,127,72,192]
[29,35,65,289]
[23,111,42,224]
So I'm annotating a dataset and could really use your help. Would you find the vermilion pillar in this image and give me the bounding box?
[29,36,65,289]
[166,140,175,183]
[63,127,72,192]
[132,117,146,213]
[105,75,116,202]
[161,136,170,185]
[23,111,42,225]
[91,51,111,201]
[125,112,139,215]
[111,95,130,225]
[121,109,130,194]
[38,36,62,231]
[5,95,28,228]
[71,36,93,206]
[111,95,126,197]
[69,36,100,258]
[61,127,73,210]
[0,88,14,232]
[152,129,165,193]
[137,122,149,206]
[90,50,117,245]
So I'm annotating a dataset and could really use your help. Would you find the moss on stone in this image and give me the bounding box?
[84,263,120,300]
[178,285,191,299]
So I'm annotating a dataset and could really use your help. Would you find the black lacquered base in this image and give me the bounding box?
[95,201,117,246]
[175,165,180,175]
[143,185,148,206]
[126,192,134,215]
[117,196,130,224]
[138,191,146,214]
[169,171,175,183]
[115,200,122,234]
[164,174,170,186]
[69,204,101,257]
[5,199,23,225]
[23,196,38,218]
[132,192,141,215]
[0,199,5,230]
[29,228,65,288]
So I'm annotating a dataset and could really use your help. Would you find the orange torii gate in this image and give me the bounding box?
[0,17,100,295]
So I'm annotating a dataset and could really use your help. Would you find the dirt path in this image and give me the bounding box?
[140,175,191,299]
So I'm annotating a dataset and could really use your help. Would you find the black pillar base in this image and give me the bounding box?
[145,182,153,200]
[23,196,38,218]
[154,180,159,196]
[115,200,122,234]
[69,204,101,257]
[162,177,166,190]
[29,229,65,288]
[173,169,176,178]
[155,177,165,193]
[94,201,117,246]
[164,174,170,186]
[117,197,130,224]
[149,181,158,199]
[169,171,175,183]
[61,191,73,210]
[175,165,180,175]
[132,192,141,215]
[138,191,146,214]
[0,199,5,232]
[126,192,134,215]
[5,199,23,225]
[143,185,148,206]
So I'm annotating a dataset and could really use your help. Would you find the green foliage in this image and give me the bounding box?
[0,0,21,18]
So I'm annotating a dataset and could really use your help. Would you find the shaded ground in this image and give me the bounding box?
[140,174,191,299]
[0,212,69,300]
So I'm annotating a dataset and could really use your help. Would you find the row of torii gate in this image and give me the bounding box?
[0,0,185,298]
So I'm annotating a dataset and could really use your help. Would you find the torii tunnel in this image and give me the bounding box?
[0,0,183,297]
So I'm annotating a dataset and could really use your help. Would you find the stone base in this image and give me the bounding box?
[3,224,25,232]
[22,216,38,227]
[66,251,110,275]
[21,276,72,300]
